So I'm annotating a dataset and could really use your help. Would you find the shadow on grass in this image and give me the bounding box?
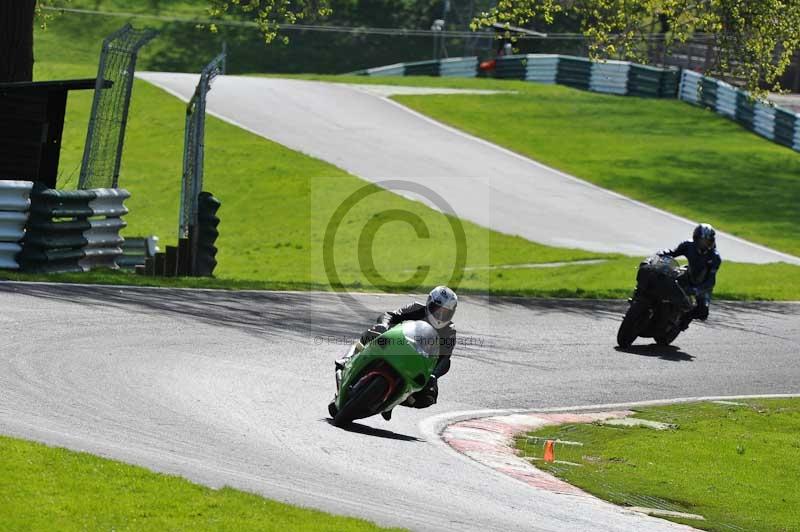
[615,344,695,362]
[323,418,421,442]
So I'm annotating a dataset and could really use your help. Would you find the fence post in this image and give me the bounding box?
[179,53,226,276]
[79,24,157,190]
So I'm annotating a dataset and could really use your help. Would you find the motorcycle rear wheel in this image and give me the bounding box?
[333,375,390,427]
[617,300,649,348]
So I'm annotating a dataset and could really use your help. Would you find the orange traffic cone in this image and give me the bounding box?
[543,440,555,463]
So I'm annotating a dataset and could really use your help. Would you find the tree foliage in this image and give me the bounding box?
[472,0,800,93]
[206,0,332,44]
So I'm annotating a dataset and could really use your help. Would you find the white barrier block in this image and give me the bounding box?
[84,218,126,247]
[88,188,130,217]
[678,70,702,104]
[366,63,405,76]
[0,211,29,242]
[0,242,23,270]
[0,181,33,211]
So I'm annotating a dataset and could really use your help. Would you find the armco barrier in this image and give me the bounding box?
[439,57,478,77]
[357,55,678,98]
[19,185,129,273]
[556,56,592,90]
[590,60,629,95]
[0,180,33,270]
[774,108,797,148]
[403,59,440,77]
[678,70,701,104]
[364,63,405,77]
[679,69,800,153]
[715,82,738,118]
[753,102,776,140]
[628,64,679,97]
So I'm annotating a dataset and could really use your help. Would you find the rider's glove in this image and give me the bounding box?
[361,323,388,346]
[370,323,388,336]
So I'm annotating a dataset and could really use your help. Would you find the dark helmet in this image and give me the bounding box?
[425,286,457,329]
[693,223,716,254]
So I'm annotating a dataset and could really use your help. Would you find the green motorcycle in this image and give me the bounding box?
[328,320,440,427]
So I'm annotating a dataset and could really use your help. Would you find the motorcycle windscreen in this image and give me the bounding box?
[402,320,440,359]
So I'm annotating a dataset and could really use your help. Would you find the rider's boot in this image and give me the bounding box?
[381,409,393,421]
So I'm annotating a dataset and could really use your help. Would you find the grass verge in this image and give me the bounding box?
[3,256,800,301]
[516,398,800,531]
[0,434,401,532]
[25,24,800,300]
[297,74,800,258]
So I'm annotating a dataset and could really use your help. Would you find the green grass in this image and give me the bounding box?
[296,74,800,258]
[0,434,400,532]
[24,19,800,300]
[516,399,800,531]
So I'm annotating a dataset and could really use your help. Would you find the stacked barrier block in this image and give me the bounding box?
[0,181,33,270]
[753,101,776,140]
[524,55,559,83]
[19,185,129,273]
[556,56,592,90]
[363,63,405,77]
[679,69,800,153]
[735,91,756,129]
[495,55,559,83]
[679,70,702,104]
[403,59,440,77]
[714,82,738,118]
[118,236,159,270]
[628,64,679,97]
[699,77,719,109]
[773,109,798,148]
[494,55,527,80]
[590,60,629,95]
[356,55,678,98]
[439,57,478,77]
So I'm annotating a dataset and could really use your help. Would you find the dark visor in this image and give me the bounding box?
[428,301,454,323]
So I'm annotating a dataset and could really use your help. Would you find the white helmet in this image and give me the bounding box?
[425,286,457,329]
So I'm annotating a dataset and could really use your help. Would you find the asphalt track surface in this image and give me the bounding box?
[2,283,799,531]
[137,73,800,265]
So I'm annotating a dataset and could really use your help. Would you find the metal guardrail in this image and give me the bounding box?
[678,70,800,152]
[0,181,33,270]
[355,54,679,99]
[19,186,130,273]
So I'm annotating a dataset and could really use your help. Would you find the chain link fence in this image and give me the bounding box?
[79,24,157,190]
[179,53,225,241]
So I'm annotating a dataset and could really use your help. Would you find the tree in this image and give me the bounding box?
[472,0,800,94]
[206,0,332,44]
[0,0,332,83]
[0,1,36,82]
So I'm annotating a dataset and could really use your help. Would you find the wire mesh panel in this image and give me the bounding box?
[179,53,225,240]
[79,24,157,190]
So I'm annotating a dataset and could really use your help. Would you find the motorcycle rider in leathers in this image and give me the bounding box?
[658,223,722,328]
[335,286,457,420]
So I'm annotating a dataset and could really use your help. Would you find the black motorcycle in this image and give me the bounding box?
[617,255,695,348]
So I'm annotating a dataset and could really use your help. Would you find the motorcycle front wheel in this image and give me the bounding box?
[654,327,681,346]
[333,375,390,427]
[617,300,649,348]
